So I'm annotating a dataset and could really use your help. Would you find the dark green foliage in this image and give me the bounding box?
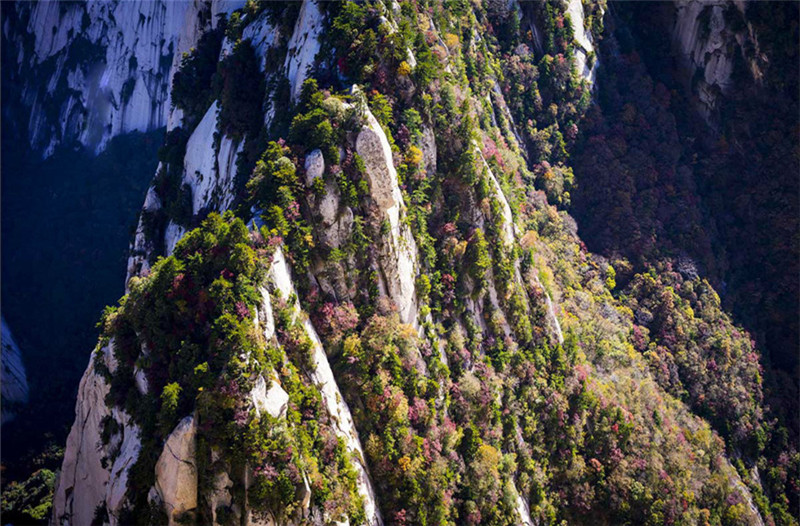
[571,41,712,269]
[326,2,378,85]
[215,40,265,140]
[624,268,765,453]
[246,140,313,274]
[0,469,57,524]
[153,127,193,228]
[467,228,491,292]
[570,10,800,521]
[171,27,224,125]
[101,212,265,514]
[95,211,365,522]
[288,79,347,164]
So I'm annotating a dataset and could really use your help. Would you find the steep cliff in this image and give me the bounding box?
[670,0,768,123]
[41,1,794,525]
[3,0,245,156]
[1,318,29,425]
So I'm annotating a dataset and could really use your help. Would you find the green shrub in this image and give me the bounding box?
[215,40,265,139]
[158,382,182,435]
[172,28,224,124]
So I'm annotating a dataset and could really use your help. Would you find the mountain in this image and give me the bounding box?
[1,1,797,525]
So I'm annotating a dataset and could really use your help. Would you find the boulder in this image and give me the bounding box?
[356,123,397,212]
[155,416,198,525]
[304,149,325,186]
[318,181,340,227]
[250,375,289,419]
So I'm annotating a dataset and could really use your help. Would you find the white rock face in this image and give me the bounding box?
[565,0,600,85]
[164,221,187,256]
[126,98,244,282]
[304,149,325,186]
[269,248,384,526]
[545,292,564,345]
[672,0,756,121]
[124,0,292,285]
[183,97,219,214]
[1,318,28,424]
[514,484,534,526]
[52,342,141,526]
[250,374,290,419]
[242,12,278,72]
[155,416,198,525]
[127,99,242,280]
[479,151,516,247]
[12,0,245,156]
[183,101,243,216]
[105,412,143,520]
[271,248,296,302]
[356,107,420,327]
[126,185,161,284]
[284,0,323,102]
[259,286,276,340]
[133,366,149,395]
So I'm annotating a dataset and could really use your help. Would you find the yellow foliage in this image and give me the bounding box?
[393,391,409,422]
[453,240,468,259]
[417,14,429,32]
[365,433,382,461]
[406,145,423,166]
[476,444,502,478]
[397,61,412,76]
[398,455,412,472]
[520,230,539,250]
[445,33,459,50]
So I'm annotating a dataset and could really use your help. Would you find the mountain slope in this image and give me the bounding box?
[2,1,795,525]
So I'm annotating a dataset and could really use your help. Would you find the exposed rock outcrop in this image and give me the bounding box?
[45,2,771,524]
[269,248,383,526]
[182,101,242,216]
[250,375,289,419]
[1,317,28,424]
[566,0,600,84]
[6,0,245,156]
[304,148,325,186]
[284,0,322,102]
[154,416,198,525]
[671,0,763,123]
[52,342,141,526]
[356,104,420,327]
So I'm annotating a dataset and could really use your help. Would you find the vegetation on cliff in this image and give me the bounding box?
[4,0,797,524]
